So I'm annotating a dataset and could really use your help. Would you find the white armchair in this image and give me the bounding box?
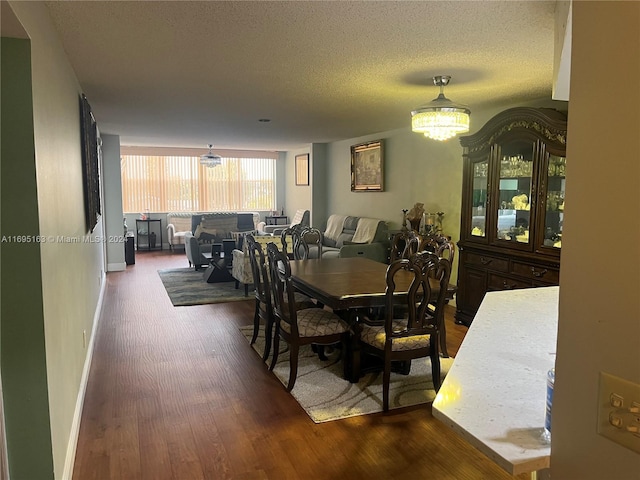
[231,233,298,296]
[232,246,254,296]
[257,209,309,236]
[167,213,193,251]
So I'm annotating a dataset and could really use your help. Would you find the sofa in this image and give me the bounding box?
[308,214,389,263]
[168,211,259,251]
[181,212,258,269]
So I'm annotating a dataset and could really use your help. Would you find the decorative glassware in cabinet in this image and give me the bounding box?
[496,141,534,244]
[543,155,566,249]
[471,160,488,237]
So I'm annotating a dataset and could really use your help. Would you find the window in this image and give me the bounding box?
[121,153,276,213]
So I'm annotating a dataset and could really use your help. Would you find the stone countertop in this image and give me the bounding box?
[433,286,558,476]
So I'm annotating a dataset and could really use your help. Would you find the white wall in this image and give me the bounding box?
[552,1,640,478]
[7,2,106,478]
[102,134,126,271]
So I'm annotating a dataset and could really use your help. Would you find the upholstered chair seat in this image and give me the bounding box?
[279,308,348,336]
[360,319,432,351]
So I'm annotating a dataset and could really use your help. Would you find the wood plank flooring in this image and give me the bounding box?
[73,250,527,480]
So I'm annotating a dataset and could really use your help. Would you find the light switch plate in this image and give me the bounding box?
[597,372,640,453]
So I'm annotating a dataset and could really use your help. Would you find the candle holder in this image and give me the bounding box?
[421,212,445,235]
[401,209,409,232]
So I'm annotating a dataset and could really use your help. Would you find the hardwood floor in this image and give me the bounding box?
[73,250,526,480]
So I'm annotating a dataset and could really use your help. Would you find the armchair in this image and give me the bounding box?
[258,209,310,236]
[166,213,193,251]
[185,232,212,270]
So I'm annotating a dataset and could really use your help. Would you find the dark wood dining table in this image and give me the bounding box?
[289,257,415,381]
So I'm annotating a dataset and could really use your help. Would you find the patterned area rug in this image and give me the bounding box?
[158,268,251,306]
[239,325,454,423]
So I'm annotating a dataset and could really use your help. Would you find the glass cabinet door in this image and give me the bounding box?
[541,154,566,249]
[470,159,489,238]
[495,141,535,245]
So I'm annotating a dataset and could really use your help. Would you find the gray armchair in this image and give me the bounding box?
[185,232,212,270]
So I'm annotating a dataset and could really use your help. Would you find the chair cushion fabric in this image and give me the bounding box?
[360,320,432,351]
[280,308,348,337]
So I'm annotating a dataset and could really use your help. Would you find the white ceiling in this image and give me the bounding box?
[42,0,559,151]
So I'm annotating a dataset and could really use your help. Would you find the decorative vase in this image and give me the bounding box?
[409,219,421,232]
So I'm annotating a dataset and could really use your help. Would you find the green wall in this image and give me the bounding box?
[1,37,55,480]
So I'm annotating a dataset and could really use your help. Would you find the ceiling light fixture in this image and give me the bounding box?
[411,75,470,141]
[200,144,222,168]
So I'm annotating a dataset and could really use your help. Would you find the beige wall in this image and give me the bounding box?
[310,99,563,285]
[553,1,640,477]
[7,2,106,478]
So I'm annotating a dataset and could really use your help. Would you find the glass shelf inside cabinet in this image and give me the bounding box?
[543,155,566,249]
[497,143,534,243]
[471,161,488,237]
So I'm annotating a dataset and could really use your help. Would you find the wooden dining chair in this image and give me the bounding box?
[299,226,323,259]
[418,233,456,265]
[245,235,313,362]
[266,242,349,391]
[418,233,457,358]
[389,230,420,262]
[280,224,306,259]
[359,251,451,411]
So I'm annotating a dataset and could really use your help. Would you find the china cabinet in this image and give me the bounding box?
[455,107,567,326]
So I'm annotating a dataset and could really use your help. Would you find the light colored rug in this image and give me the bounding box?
[158,268,251,306]
[239,325,454,423]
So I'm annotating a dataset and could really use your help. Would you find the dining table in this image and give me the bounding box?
[289,257,425,382]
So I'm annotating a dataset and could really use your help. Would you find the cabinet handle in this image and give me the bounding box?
[530,267,548,278]
[502,281,517,290]
[480,257,492,265]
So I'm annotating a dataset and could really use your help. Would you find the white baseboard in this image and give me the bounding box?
[61,270,106,480]
[107,262,126,272]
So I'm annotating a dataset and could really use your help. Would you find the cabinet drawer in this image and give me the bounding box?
[465,252,509,272]
[511,261,559,284]
[488,274,532,291]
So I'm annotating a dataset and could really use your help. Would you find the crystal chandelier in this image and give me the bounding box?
[411,75,470,141]
[200,144,222,168]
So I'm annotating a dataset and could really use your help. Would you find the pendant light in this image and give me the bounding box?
[411,75,470,141]
[200,144,222,168]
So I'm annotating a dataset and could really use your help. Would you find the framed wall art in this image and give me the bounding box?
[351,139,384,192]
[80,93,101,232]
[295,153,309,186]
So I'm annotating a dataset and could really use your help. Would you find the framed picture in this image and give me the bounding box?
[351,140,384,192]
[80,93,101,232]
[295,153,309,186]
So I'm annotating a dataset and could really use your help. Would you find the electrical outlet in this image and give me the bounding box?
[597,372,640,453]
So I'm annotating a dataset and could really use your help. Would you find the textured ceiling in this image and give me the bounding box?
[43,0,558,151]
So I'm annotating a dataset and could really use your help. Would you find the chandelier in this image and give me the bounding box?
[411,75,470,141]
[200,144,222,168]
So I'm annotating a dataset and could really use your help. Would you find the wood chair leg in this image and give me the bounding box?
[440,319,449,358]
[287,344,300,392]
[431,353,442,391]
[250,300,260,345]
[270,326,280,371]
[244,283,249,296]
[262,316,274,362]
[383,356,392,412]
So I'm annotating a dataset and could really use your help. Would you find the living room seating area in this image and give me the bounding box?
[181,212,259,270]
